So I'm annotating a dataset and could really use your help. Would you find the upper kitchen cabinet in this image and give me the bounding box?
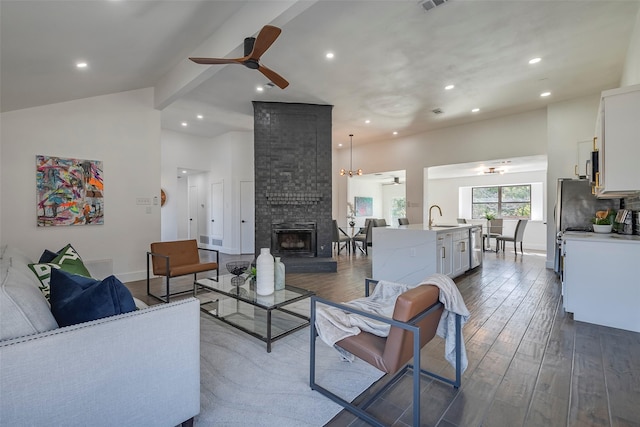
[594,84,640,198]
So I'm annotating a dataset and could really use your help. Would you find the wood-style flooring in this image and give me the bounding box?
[126,246,640,427]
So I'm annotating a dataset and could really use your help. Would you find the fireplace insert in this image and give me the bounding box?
[271,222,317,257]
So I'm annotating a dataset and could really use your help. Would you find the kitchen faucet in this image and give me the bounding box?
[428,204,442,227]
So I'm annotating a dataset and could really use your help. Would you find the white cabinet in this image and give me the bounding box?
[562,237,640,333]
[595,84,640,197]
[436,232,453,277]
[452,230,470,277]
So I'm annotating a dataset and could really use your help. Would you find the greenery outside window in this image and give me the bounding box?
[472,185,531,219]
[390,197,406,225]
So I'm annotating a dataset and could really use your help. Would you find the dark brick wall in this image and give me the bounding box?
[253,102,333,259]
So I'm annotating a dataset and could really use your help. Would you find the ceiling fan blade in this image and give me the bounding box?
[189,57,244,65]
[258,64,289,89]
[249,25,281,60]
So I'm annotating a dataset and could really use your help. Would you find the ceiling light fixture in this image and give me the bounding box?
[540,91,551,97]
[76,62,88,69]
[197,115,203,119]
[529,57,541,64]
[365,119,370,124]
[181,122,188,127]
[445,84,455,90]
[256,86,264,92]
[340,134,362,178]
[326,52,334,59]
[484,167,506,175]
[472,108,480,113]
[393,131,398,135]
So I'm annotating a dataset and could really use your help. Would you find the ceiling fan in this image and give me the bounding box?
[383,177,403,186]
[189,25,289,89]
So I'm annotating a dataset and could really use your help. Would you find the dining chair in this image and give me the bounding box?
[496,219,528,255]
[456,218,467,224]
[332,219,351,254]
[352,220,373,254]
[483,218,503,251]
[398,217,409,225]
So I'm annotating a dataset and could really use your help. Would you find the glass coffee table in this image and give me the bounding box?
[195,275,314,352]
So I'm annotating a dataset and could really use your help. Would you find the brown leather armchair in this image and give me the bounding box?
[147,239,219,303]
[310,279,462,426]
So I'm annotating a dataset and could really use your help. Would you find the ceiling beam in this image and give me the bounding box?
[154,0,316,110]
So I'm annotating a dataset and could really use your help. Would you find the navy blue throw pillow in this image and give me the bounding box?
[38,249,60,263]
[49,269,136,327]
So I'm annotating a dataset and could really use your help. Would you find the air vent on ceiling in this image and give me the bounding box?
[419,0,448,12]
[432,108,443,115]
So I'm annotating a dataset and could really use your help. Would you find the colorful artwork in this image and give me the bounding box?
[354,196,373,217]
[36,155,104,226]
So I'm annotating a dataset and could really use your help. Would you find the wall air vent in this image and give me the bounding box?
[419,0,448,12]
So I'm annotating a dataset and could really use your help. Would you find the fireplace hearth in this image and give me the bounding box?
[271,222,317,257]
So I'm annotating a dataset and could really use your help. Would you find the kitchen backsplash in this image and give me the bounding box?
[623,194,640,210]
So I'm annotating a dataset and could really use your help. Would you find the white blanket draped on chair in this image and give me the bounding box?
[315,274,470,372]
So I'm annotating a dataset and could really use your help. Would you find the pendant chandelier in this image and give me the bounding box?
[340,134,363,177]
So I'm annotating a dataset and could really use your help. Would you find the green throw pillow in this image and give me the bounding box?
[28,244,91,300]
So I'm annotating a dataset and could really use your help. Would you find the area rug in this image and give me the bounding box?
[196,299,384,426]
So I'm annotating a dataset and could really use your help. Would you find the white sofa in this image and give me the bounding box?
[0,247,200,427]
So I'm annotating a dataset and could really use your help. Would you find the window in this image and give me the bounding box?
[472,185,531,219]
[390,197,406,225]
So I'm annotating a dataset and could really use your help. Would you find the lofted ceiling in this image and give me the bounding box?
[2,0,639,150]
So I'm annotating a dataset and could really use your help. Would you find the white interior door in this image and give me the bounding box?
[188,185,198,240]
[240,181,255,254]
[210,182,224,242]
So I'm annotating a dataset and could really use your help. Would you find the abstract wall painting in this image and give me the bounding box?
[354,196,373,217]
[36,155,104,226]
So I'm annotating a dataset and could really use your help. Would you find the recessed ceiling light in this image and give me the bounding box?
[393,131,398,135]
[325,52,334,59]
[529,57,541,64]
[338,143,343,147]
[444,84,455,90]
[540,91,551,97]
[197,115,203,119]
[256,86,264,92]
[181,122,188,127]
[365,119,370,124]
[76,62,88,69]
[182,170,187,174]
[471,108,480,113]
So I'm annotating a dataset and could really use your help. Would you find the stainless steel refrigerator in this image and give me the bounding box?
[553,178,619,273]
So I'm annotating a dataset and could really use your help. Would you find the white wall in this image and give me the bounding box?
[334,109,547,230]
[160,129,253,254]
[428,170,547,250]
[160,129,213,241]
[0,88,161,282]
[621,8,640,86]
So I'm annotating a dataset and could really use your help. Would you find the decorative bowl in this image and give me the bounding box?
[226,261,250,277]
[593,224,613,234]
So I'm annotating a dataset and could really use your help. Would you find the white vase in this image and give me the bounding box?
[256,248,275,295]
[274,257,285,291]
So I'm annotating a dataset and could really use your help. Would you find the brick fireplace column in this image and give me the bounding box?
[253,102,334,265]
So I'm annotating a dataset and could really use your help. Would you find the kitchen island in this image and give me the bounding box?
[562,231,640,333]
[372,224,477,285]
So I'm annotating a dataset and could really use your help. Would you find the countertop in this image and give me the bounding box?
[395,223,475,232]
[562,231,640,244]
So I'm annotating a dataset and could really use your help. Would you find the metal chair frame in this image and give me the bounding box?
[310,279,462,427]
[146,247,218,303]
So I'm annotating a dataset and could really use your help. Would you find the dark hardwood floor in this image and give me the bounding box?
[126,246,640,427]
